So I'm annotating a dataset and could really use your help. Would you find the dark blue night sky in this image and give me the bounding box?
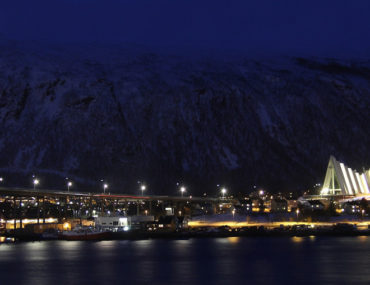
[1,0,370,56]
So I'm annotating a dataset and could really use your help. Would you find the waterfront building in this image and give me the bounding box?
[307,200,325,211]
[236,198,252,214]
[286,199,298,212]
[156,215,187,231]
[270,199,288,213]
[251,198,263,212]
[343,202,361,215]
[95,215,155,231]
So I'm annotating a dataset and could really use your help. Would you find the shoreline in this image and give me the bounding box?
[2,225,370,242]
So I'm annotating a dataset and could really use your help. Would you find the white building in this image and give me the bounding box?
[95,216,129,231]
[95,215,155,231]
[320,156,370,196]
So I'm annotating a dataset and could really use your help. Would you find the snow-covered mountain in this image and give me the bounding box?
[0,41,369,195]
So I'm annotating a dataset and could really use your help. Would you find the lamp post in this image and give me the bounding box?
[103,183,108,194]
[180,186,186,197]
[221,188,227,199]
[0,177,3,183]
[67,181,72,192]
[296,208,300,223]
[141,185,146,196]
[33,178,39,190]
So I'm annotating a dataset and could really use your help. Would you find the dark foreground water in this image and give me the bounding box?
[0,236,370,285]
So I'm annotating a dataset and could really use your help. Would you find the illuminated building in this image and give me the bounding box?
[270,199,288,212]
[320,156,370,196]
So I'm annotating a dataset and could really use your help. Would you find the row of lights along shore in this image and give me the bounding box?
[0,176,231,198]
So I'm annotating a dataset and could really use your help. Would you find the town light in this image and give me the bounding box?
[0,177,3,182]
[33,179,39,190]
[103,183,108,194]
[67,181,72,192]
[296,208,300,222]
[140,185,146,196]
[63,222,71,231]
[221,188,227,198]
[180,186,186,197]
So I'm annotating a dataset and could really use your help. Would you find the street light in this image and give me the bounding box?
[67,181,72,192]
[0,177,3,182]
[33,178,39,190]
[141,185,146,196]
[103,183,108,194]
[180,186,186,197]
[221,188,227,199]
[296,208,300,223]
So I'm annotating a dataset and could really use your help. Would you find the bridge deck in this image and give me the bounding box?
[0,187,220,202]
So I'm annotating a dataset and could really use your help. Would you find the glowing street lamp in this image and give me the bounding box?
[67,181,72,192]
[221,188,227,199]
[0,177,3,182]
[141,185,146,196]
[180,186,186,197]
[296,208,300,222]
[33,178,39,190]
[103,183,108,194]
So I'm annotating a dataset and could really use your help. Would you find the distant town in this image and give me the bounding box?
[1,156,370,242]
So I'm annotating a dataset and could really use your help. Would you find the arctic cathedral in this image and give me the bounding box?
[320,156,370,196]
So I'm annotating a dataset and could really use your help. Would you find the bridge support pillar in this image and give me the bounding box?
[13,196,16,231]
[37,196,40,224]
[43,197,46,224]
[19,198,22,229]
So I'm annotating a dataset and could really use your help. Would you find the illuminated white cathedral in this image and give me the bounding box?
[320,156,370,196]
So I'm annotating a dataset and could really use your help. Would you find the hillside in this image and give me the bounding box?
[0,41,369,195]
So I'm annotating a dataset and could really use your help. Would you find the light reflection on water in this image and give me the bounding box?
[291,236,304,243]
[0,237,369,285]
[227,236,240,244]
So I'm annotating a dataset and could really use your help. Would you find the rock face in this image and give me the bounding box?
[0,41,369,195]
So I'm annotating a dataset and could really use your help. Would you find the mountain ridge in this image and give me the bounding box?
[0,42,369,195]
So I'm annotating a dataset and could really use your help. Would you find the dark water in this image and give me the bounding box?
[0,236,370,285]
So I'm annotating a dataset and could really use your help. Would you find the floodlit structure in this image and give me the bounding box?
[320,156,370,196]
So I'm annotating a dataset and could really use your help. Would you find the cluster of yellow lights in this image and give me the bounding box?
[188,220,370,229]
[63,222,71,230]
[5,218,58,224]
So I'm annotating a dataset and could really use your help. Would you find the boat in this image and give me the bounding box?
[59,227,111,241]
[41,228,59,240]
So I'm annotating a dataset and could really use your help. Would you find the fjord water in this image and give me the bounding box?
[0,237,369,285]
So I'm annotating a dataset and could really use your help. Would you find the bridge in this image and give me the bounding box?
[0,187,230,230]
